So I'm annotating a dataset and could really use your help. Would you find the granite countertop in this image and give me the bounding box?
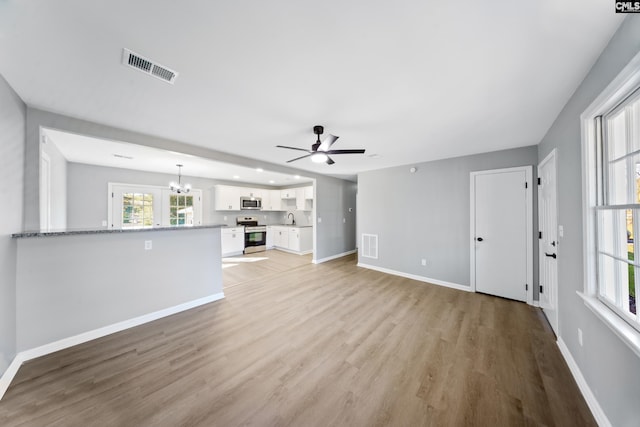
[268,224,313,228]
[12,224,227,239]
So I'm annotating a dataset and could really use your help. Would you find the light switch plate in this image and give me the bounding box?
[559,225,564,238]
[145,240,152,250]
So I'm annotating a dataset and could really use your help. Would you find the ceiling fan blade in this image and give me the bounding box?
[325,149,366,155]
[326,156,335,165]
[286,154,312,163]
[276,145,312,153]
[319,134,339,152]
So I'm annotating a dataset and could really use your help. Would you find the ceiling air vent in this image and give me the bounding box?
[122,48,178,84]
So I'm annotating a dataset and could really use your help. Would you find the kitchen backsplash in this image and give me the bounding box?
[210,209,312,227]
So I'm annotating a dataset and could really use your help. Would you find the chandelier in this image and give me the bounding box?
[169,164,191,194]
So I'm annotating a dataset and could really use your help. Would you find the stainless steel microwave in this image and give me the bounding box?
[240,196,262,210]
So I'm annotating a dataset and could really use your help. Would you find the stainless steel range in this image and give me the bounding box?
[236,216,267,254]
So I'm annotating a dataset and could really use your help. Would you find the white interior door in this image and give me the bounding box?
[538,150,559,335]
[472,167,532,302]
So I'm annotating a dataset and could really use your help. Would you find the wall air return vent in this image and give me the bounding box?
[122,48,178,84]
[361,234,378,259]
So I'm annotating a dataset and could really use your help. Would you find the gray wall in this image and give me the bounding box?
[315,177,357,260]
[24,108,356,259]
[66,162,295,229]
[0,75,25,376]
[357,146,538,289]
[15,228,222,350]
[537,16,640,427]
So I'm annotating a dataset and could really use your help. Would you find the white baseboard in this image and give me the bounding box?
[274,247,313,256]
[357,262,471,292]
[313,249,357,264]
[0,292,224,401]
[557,337,610,427]
[0,354,25,402]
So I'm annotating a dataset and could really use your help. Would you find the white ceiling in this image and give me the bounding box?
[0,1,625,178]
[42,128,313,186]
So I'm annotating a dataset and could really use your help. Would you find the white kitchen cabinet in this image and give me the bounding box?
[293,227,312,253]
[281,189,296,199]
[215,185,241,211]
[243,188,263,199]
[304,186,313,200]
[281,187,313,211]
[273,226,288,248]
[262,190,282,211]
[266,226,275,248]
[295,188,306,210]
[272,226,312,254]
[261,191,270,211]
[288,228,301,252]
[270,190,282,210]
[221,226,245,256]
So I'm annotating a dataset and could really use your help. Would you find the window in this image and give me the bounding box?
[169,194,194,226]
[595,88,640,330]
[108,183,202,229]
[122,192,154,229]
[582,52,640,357]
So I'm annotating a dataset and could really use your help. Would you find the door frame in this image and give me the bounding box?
[39,151,51,232]
[538,148,559,333]
[470,165,534,305]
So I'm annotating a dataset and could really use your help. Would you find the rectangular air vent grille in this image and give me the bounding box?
[151,64,176,82]
[122,48,178,84]
[361,234,378,259]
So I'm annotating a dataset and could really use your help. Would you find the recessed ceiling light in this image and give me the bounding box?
[113,153,134,160]
[256,168,264,172]
[368,154,380,158]
[269,180,275,184]
[233,175,240,179]
[294,175,300,179]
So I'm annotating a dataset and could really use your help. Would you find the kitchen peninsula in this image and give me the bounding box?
[12,225,225,357]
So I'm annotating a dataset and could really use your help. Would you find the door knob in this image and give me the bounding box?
[476,237,483,242]
[545,252,557,259]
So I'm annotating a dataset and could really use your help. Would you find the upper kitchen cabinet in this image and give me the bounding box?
[214,185,241,211]
[244,188,263,199]
[281,186,313,211]
[215,184,312,212]
[297,186,313,210]
[295,188,306,210]
[280,189,296,199]
[262,189,282,211]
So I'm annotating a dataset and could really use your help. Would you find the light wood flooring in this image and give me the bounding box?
[0,250,595,426]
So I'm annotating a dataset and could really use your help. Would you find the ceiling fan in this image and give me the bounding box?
[277,125,365,165]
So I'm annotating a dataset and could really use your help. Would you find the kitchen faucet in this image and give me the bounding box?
[287,212,295,225]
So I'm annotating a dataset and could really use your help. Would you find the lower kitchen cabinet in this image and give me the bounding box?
[266,226,275,249]
[271,226,312,254]
[221,226,244,256]
[273,227,288,249]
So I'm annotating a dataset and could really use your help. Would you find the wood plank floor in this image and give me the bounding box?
[0,251,595,426]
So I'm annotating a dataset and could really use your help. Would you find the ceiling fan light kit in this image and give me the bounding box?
[311,152,329,163]
[276,125,365,165]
